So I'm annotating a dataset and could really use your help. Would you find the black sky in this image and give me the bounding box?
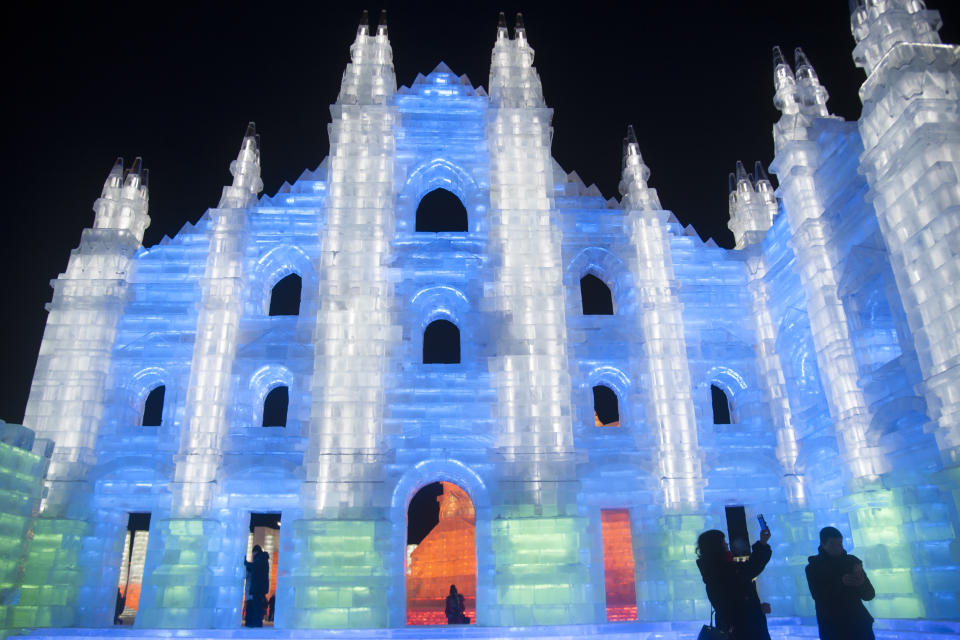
[2,1,958,424]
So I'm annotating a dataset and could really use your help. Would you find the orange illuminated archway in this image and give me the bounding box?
[406,482,476,625]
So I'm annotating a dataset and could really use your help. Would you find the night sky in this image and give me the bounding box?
[2,0,958,426]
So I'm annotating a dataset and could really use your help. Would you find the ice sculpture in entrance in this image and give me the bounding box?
[1,3,959,638]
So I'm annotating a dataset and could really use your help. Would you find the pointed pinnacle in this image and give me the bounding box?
[772,46,789,71]
[498,11,507,29]
[794,47,818,82]
[735,160,751,185]
[106,157,124,188]
[109,157,124,176]
[357,9,369,36]
[377,9,388,36]
[728,172,737,194]
[754,161,771,184]
[129,157,143,176]
[515,12,525,31]
[626,124,638,147]
[244,122,257,139]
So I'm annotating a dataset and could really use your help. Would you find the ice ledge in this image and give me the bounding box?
[10,619,960,640]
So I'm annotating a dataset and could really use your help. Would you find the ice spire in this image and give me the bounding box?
[619,125,662,211]
[93,156,151,243]
[772,46,799,115]
[851,0,943,75]
[488,11,542,107]
[338,8,396,104]
[793,48,830,117]
[727,159,775,249]
[218,121,263,209]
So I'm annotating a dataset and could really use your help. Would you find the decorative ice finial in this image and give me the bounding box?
[728,172,737,195]
[105,157,124,191]
[497,11,508,41]
[376,9,388,36]
[794,47,818,84]
[772,45,799,114]
[619,124,659,210]
[242,121,260,153]
[357,9,369,36]
[124,157,144,189]
[514,13,528,45]
[735,160,751,186]
[754,161,776,206]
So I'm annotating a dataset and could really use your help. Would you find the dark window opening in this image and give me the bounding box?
[244,512,280,627]
[711,384,731,424]
[423,320,460,364]
[415,188,468,232]
[269,274,302,317]
[262,386,289,427]
[593,385,620,426]
[142,385,165,427]
[115,512,151,625]
[581,274,614,315]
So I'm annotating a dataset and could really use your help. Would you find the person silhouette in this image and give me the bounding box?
[806,526,875,640]
[243,545,270,627]
[444,584,467,624]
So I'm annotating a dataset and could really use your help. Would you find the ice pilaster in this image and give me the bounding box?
[770,49,887,481]
[24,158,149,515]
[173,125,260,517]
[853,0,960,465]
[620,128,703,511]
[484,15,591,625]
[294,11,398,629]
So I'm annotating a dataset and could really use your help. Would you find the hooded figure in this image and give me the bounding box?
[805,526,875,640]
[244,545,271,627]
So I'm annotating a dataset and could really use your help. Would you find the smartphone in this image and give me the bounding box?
[757,513,769,532]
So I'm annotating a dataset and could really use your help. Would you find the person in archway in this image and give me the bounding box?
[243,545,270,627]
[696,526,772,639]
[445,584,468,624]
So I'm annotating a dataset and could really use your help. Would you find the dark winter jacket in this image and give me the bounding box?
[697,541,772,640]
[805,550,875,640]
[247,551,270,597]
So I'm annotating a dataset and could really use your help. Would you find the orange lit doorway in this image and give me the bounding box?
[406,482,476,625]
[115,513,150,625]
[241,512,280,627]
[601,509,638,621]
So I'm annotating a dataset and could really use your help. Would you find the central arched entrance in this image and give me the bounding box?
[406,481,476,625]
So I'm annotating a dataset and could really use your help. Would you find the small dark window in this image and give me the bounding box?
[142,385,165,426]
[593,385,620,426]
[269,274,302,316]
[423,320,460,364]
[581,274,614,315]
[711,384,731,424]
[416,189,468,232]
[262,386,289,427]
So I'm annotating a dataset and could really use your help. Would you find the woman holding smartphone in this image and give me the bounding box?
[696,519,773,640]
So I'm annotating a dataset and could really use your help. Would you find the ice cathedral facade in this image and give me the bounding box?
[2,1,960,635]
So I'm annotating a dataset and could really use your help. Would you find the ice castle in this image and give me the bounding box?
[2,2,959,638]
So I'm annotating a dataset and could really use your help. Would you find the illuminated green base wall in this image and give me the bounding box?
[487,515,595,626]
[632,514,707,622]
[762,509,817,617]
[135,518,228,629]
[285,519,389,629]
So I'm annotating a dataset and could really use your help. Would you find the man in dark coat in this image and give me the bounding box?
[244,545,271,627]
[805,526,875,640]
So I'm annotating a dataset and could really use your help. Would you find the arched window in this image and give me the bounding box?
[269,273,302,316]
[580,274,614,315]
[423,320,460,364]
[711,384,731,424]
[142,385,165,427]
[593,385,620,426]
[262,386,289,427]
[416,189,468,232]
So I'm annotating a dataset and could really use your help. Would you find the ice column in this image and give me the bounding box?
[483,14,592,625]
[728,162,804,506]
[770,48,887,481]
[851,0,960,617]
[853,0,960,470]
[621,127,703,511]
[138,127,260,630]
[292,11,399,629]
[618,129,706,621]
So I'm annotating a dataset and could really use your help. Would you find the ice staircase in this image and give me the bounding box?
[10,619,960,640]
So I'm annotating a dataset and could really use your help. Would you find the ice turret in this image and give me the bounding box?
[727,160,776,249]
[619,125,661,211]
[851,0,943,75]
[772,46,799,115]
[218,122,263,209]
[793,48,830,117]
[488,11,543,107]
[338,9,396,105]
[92,156,151,244]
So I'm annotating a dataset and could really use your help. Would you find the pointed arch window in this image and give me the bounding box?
[262,386,289,427]
[141,385,165,427]
[269,274,302,316]
[581,274,614,315]
[416,189,468,232]
[593,385,620,427]
[423,320,460,364]
[711,384,732,424]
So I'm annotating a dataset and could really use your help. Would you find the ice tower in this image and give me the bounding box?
[2,4,959,639]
